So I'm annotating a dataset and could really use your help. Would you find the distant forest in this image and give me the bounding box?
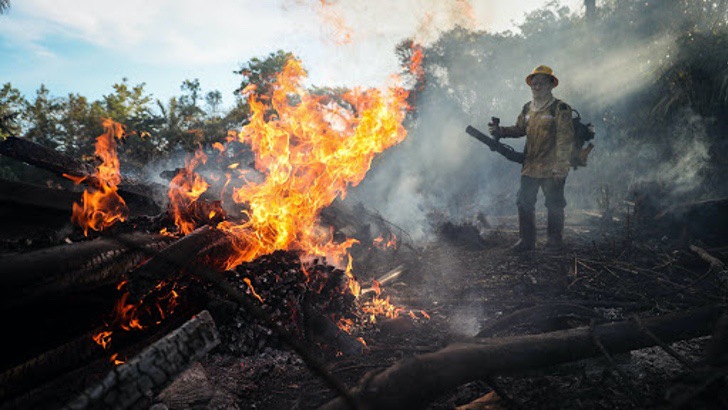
[2,0,727,210]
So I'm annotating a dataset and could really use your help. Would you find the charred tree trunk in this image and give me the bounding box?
[320,305,722,410]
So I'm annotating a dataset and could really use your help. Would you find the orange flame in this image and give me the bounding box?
[93,330,113,350]
[373,233,398,250]
[362,295,403,323]
[92,280,181,348]
[243,278,264,303]
[68,118,129,235]
[218,56,409,269]
[410,43,425,82]
[168,148,212,235]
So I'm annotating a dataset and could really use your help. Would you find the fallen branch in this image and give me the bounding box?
[320,305,722,410]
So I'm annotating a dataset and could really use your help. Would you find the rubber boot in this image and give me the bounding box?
[510,207,536,251]
[546,208,565,250]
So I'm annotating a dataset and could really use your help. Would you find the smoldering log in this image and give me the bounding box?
[126,225,234,302]
[320,305,722,410]
[61,310,220,410]
[305,304,365,356]
[654,197,728,246]
[0,136,164,215]
[0,232,175,309]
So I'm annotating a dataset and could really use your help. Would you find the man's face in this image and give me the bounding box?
[529,74,554,98]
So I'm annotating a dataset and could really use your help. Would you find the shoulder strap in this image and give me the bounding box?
[549,98,561,116]
[521,102,531,116]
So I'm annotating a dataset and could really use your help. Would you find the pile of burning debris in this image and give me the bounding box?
[0,56,419,409]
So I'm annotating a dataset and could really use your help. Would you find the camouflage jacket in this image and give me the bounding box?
[499,98,575,178]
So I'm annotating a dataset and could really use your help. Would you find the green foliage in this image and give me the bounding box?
[233,50,296,96]
[23,85,64,150]
[0,83,25,139]
[102,78,153,123]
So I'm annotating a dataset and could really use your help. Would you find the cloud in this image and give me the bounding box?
[9,0,311,64]
[3,0,585,90]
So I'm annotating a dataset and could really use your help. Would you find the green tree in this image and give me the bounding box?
[23,85,64,150]
[102,78,153,123]
[57,93,105,156]
[205,90,223,117]
[0,83,25,139]
[233,50,296,97]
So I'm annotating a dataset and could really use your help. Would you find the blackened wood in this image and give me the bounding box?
[0,302,205,410]
[305,305,365,356]
[63,310,220,410]
[0,329,105,404]
[320,305,722,410]
[475,303,603,338]
[0,136,164,214]
[0,233,174,309]
[656,197,728,246]
[0,178,80,212]
[126,225,234,302]
[706,311,728,366]
[0,136,93,177]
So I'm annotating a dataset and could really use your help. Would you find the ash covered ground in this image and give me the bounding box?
[156,209,727,410]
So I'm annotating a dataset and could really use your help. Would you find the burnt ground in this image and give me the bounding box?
[154,209,728,410]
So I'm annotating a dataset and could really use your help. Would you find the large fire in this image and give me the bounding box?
[216,57,408,268]
[84,54,423,352]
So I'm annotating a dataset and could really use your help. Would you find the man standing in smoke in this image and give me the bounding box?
[489,65,574,251]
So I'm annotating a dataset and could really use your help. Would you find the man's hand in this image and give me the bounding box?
[488,124,503,139]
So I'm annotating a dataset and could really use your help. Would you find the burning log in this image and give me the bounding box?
[0,136,163,215]
[0,232,174,310]
[64,310,219,410]
[305,305,366,357]
[320,305,722,410]
[125,225,233,302]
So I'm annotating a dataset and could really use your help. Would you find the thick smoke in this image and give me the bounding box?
[346,2,721,244]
